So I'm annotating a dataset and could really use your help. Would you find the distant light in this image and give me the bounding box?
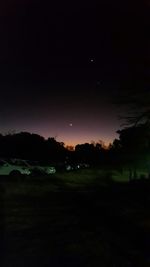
[90,59,94,62]
[69,123,73,127]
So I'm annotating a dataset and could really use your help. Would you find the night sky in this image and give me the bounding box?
[0,1,149,146]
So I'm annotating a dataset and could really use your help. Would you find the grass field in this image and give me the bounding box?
[1,169,150,267]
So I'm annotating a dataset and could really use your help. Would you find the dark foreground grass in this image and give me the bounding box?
[1,172,150,267]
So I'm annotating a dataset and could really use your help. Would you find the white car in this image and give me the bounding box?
[0,159,31,176]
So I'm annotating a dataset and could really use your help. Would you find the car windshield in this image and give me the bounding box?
[8,159,30,167]
[0,160,5,166]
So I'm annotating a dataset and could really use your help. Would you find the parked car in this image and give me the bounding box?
[65,164,73,171]
[0,159,31,176]
[31,166,56,175]
[45,166,56,174]
[26,160,56,175]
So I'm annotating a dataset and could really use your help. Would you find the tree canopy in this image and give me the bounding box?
[116,88,150,126]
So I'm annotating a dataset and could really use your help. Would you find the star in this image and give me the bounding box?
[69,123,73,127]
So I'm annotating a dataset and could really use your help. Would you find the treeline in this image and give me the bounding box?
[1,125,150,178]
[0,132,66,162]
[0,132,109,166]
[110,124,150,179]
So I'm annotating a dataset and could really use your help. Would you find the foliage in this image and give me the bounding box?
[113,124,150,178]
[0,132,108,166]
[116,88,150,126]
[0,132,67,162]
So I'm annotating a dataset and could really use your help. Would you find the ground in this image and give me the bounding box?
[1,169,150,267]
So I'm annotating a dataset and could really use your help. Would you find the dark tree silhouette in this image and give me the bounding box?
[117,124,150,180]
[45,137,67,163]
[0,131,116,168]
[108,139,123,172]
[114,87,150,180]
[75,142,106,166]
[0,132,68,163]
[116,88,150,126]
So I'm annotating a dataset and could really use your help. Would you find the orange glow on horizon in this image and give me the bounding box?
[39,131,115,148]
[63,139,113,149]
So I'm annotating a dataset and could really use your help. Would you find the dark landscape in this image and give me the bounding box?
[0,1,150,266]
[1,167,150,267]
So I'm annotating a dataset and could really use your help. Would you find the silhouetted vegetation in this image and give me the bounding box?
[0,132,67,163]
[0,128,150,180]
[116,88,150,126]
[1,124,150,267]
[0,132,109,167]
[117,125,150,179]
